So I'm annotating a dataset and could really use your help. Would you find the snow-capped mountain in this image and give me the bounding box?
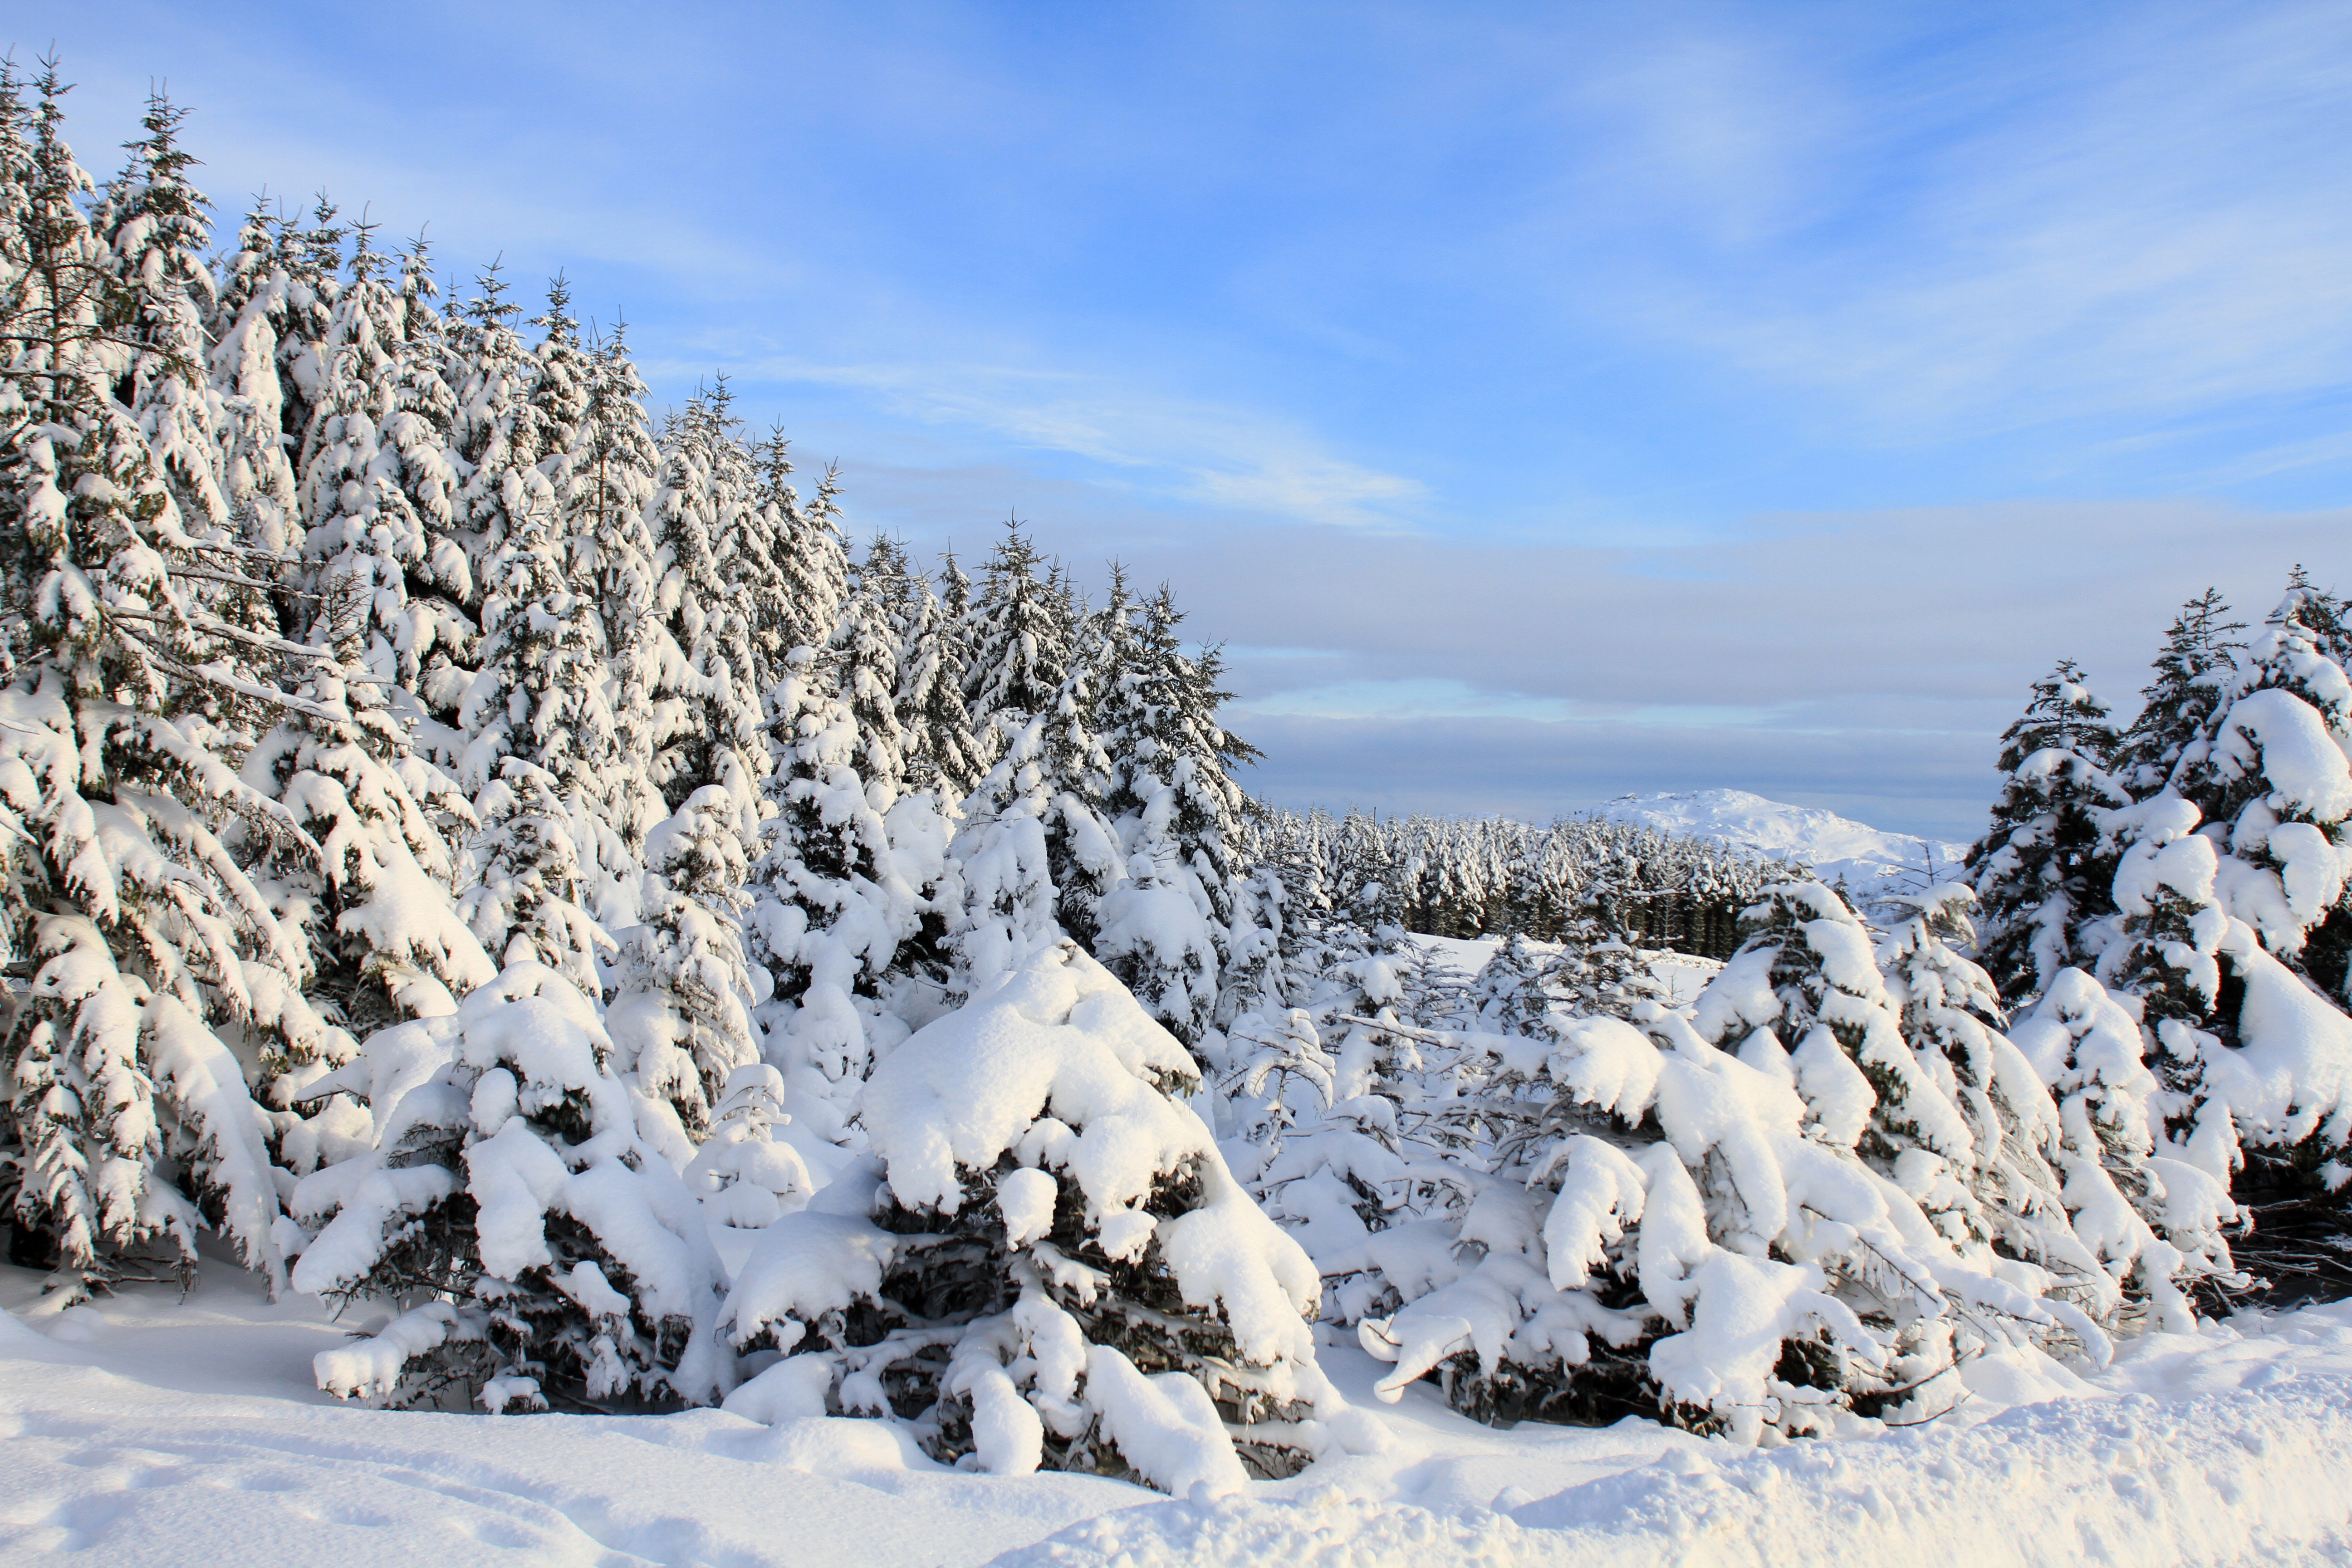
[1579,789,1969,894]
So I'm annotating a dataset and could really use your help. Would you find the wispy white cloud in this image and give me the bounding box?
[725,354,1427,528]
[1519,3,2352,433]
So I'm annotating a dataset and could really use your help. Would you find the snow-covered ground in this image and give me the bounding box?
[1407,932,1720,1005]
[1581,789,1969,895]
[9,1250,2352,1565]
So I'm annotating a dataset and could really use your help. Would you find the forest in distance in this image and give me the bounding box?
[5,58,2352,1503]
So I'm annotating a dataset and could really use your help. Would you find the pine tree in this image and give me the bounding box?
[1094,583,1264,1051]
[882,537,984,799]
[644,380,765,818]
[0,66,314,1295]
[1966,662,2128,1004]
[295,964,732,1412]
[94,89,231,540]
[567,319,666,856]
[609,786,761,1139]
[720,943,1376,1490]
[749,647,929,1142]
[2118,590,2244,800]
[755,424,847,663]
[960,519,1070,761]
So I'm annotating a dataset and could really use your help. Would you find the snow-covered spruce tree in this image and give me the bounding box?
[644,380,765,818]
[2278,564,2352,669]
[205,195,304,554]
[92,89,231,543]
[453,493,622,989]
[1359,882,2113,1441]
[1874,886,2165,1322]
[749,646,940,1144]
[203,189,343,566]
[960,519,1071,764]
[238,606,499,1058]
[522,274,590,510]
[947,634,1122,984]
[565,319,668,858]
[1966,661,2128,1004]
[888,539,985,799]
[2167,588,2352,990]
[2103,584,2352,1299]
[1545,913,1660,1020]
[294,218,440,686]
[380,231,479,746]
[608,785,761,1142]
[833,537,915,812]
[754,423,848,668]
[444,273,642,964]
[0,67,304,1295]
[1469,933,1554,1033]
[2006,957,2245,1328]
[1094,582,1264,1054]
[442,264,610,994]
[718,942,1383,1491]
[2118,590,2244,801]
[682,1063,813,1229]
[293,964,731,1413]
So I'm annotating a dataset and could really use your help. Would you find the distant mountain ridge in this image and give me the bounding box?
[1579,788,1969,895]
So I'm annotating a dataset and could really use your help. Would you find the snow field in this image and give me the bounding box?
[7,1253,2352,1567]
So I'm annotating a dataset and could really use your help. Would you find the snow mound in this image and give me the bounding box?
[1581,789,1966,895]
[10,1260,2352,1565]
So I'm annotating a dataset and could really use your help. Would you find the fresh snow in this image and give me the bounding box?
[1581,789,1968,895]
[6,1254,2352,1566]
[1406,932,1720,1006]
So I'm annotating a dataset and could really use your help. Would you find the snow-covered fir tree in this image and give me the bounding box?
[893,541,985,798]
[295,964,731,1412]
[644,379,766,819]
[1093,582,1264,1053]
[748,645,942,1144]
[609,786,762,1141]
[960,519,1071,764]
[719,943,1382,1490]
[754,423,848,663]
[0,69,304,1294]
[566,319,667,856]
[1966,662,2128,1004]
[2119,589,2244,800]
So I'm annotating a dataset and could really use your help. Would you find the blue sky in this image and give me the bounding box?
[39,1,2352,839]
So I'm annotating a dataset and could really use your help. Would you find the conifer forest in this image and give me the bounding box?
[6,54,2352,1568]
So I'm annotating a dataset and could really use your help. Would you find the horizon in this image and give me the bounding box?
[33,0,2352,841]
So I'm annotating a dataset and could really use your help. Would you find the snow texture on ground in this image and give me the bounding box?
[5,1249,2351,1567]
[1581,789,1969,895]
[1405,932,1720,1006]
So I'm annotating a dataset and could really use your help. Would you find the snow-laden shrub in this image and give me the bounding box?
[292,965,730,1412]
[1358,883,2121,1444]
[717,942,1385,1494]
